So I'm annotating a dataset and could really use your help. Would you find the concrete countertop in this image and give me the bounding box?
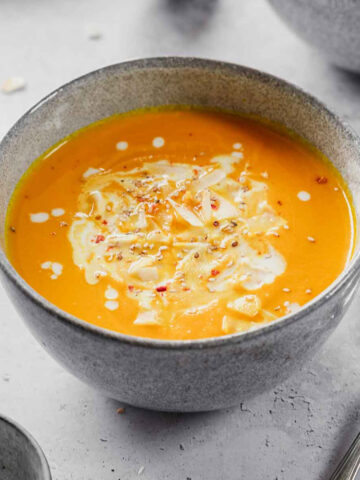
[0,1,359,479]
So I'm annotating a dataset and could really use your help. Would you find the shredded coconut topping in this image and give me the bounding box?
[68,155,288,328]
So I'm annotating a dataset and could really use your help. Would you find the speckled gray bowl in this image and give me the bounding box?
[0,58,360,412]
[0,414,51,480]
[268,0,360,72]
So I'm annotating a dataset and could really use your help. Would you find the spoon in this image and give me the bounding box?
[330,433,360,480]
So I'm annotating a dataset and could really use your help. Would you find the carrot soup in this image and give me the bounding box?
[5,108,355,340]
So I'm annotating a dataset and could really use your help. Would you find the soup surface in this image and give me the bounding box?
[6,109,355,340]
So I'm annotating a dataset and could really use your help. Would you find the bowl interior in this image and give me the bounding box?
[1,58,360,302]
[0,416,50,480]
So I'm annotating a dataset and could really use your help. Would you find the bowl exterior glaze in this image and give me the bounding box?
[0,58,360,412]
[269,0,360,72]
[0,414,51,480]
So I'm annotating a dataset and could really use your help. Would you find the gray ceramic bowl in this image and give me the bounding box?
[0,58,360,412]
[0,414,51,480]
[268,0,360,72]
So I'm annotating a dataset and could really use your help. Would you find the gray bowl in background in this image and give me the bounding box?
[0,58,360,412]
[0,414,51,480]
[268,0,360,72]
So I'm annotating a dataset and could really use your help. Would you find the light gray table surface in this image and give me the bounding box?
[0,1,359,479]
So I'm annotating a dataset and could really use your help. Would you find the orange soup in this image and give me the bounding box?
[6,108,355,340]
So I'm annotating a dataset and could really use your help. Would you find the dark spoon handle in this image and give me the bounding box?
[330,433,360,480]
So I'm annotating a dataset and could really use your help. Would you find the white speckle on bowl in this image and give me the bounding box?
[105,300,119,311]
[116,141,128,151]
[152,137,165,148]
[105,286,119,300]
[52,262,63,276]
[41,261,63,279]
[297,191,311,201]
[51,208,65,217]
[30,212,49,223]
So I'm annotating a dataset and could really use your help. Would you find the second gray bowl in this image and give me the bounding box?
[268,0,360,72]
[0,414,51,480]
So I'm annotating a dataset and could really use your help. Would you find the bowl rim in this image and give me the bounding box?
[0,413,52,479]
[0,56,360,350]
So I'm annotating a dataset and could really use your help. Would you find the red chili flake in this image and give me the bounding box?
[211,269,220,276]
[231,241,238,247]
[277,200,283,206]
[156,286,167,292]
[213,221,219,227]
[128,285,134,291]
[95,234,105,244]
[194,252,200,259]
[149,203,159,214]
[316,176,328,184]
[211,203,218,210]
[102,220,108,225]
